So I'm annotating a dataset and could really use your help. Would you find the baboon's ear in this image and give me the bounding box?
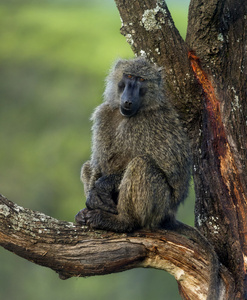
[113,59,126,70]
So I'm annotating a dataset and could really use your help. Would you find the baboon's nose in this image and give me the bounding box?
[123,100,132,109]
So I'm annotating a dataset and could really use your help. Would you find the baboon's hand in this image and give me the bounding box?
[75,208,103,230]
[75,208,88,225]
[86,188,118,214]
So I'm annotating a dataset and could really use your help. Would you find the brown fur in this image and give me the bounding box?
[75,58,219,300]
[76,57,191,232]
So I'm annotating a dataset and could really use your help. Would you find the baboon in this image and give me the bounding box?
[75,57,219,299]
[76,57,191,232]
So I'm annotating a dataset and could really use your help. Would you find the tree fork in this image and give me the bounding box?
[115,0,202,132]
[1,0,247,298]
[115,0,247,297]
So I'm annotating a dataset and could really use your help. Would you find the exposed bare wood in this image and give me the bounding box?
[0,194,234,299]
[186,0,247,296]
[1,0,247,298]
[114,0,247,297]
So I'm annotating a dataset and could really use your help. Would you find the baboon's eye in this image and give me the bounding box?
[139,77,145,82]
[127,74,133,79]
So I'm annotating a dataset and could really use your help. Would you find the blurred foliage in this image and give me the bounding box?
[0,0,191,299]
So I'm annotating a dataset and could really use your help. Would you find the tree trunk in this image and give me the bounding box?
[114,0,247,298]
[1,0,247,299]
[187,2,247,297]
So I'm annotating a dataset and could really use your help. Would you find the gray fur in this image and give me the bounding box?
[76,57,191,233]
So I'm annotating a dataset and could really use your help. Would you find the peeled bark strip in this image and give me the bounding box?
[188,51,246,294]
[1,0,247,298]
[114,0,247,297]
[186,0,247,296]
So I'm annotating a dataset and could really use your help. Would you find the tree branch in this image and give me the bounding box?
[114,0,247,296]
[0,194,233,299]
[1,0,246,298]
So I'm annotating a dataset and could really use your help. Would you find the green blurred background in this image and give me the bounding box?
[0,0,192,299]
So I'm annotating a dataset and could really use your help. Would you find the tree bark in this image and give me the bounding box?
[0,194,234,299]
[115,0,201,133]
[186,0,247,297]
[115,0,247,298]
[1,0,247,299]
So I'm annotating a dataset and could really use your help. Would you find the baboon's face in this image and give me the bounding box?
[118,73,147,117]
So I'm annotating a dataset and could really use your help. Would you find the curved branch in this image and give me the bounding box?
[1,0,245,298]
[0,194,233,299]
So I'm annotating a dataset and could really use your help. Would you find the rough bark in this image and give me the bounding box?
[115,0,202,134]
[1,0,247,299]
[186,0,247,297]
[115,0,247,298]
[0,194,234,300]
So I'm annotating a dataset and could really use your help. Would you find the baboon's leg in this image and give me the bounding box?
[76,156,172,232]
[86,174,122,214]
[81,162,121,214]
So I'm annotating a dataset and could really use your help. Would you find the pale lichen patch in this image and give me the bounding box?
[0,204,11,217]
[217,33,224,42]
[13,203,24,213]
[168,19,173,28]
[139,50,147,57]
[196,213,208,227]
[66,222,78,228]
[126,34,134,46]
[208,216,220,234]
[140,4,167,31]
[155,47,161,55]
[230,86,241,112]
